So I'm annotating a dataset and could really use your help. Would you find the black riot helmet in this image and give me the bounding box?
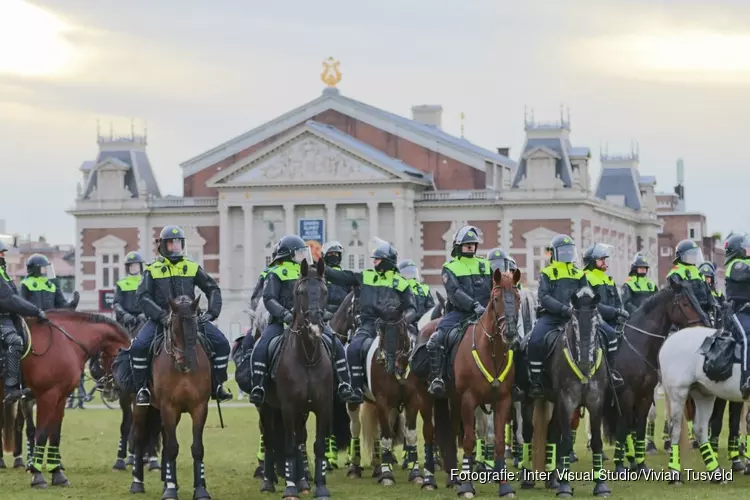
[322,240,344,267]
[582,243,612,270]
[451,225,483,258]
[699,261,717,288]
[486,247,515,272]
[0,239,8,268]
[674,239,704,266]
[725,233,750,265]
[629,253,650,276]
[158,225,186,264]
[26,253,54,278]
[397,259,420,280]
[550,234,578,264]
[275,235,309,264]
[371,238,398,272]
[125,251,145,275]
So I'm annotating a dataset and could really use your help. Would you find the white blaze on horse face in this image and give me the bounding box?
[311,324,322,337]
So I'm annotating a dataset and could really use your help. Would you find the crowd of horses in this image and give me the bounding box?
[0,261,749,499]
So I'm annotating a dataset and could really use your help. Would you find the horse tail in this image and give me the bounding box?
[433,398,455,465]
[360,401,379,461]
[601,389,618,445]
[531,398,549,472]
[2,400,16,454]
[331,400,351,451]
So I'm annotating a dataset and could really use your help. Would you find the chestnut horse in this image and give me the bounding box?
[1,310,130,488]
[434,268,521,498]
[129,296,211,500]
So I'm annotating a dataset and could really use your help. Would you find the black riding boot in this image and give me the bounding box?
[346,343,365,404]
[330,335,354,402]
[134,366,151,407]
[427,345,446,397]
[527,345,544,399]
[607,349,624,390]
[211,368,233,403]
[3,349,31,403]
[249,367,267,405]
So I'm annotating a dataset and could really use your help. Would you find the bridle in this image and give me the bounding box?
[376,315,410,380]
[290,276,326,366]
[164,308,198,371]
[475,277,519,345]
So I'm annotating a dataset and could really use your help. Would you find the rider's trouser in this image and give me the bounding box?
[250,322,284,390]
[345,320,376,393]
[0,316,23,388]
[527,314,568,378]
[600,320,619,367]
[732,311,750,389]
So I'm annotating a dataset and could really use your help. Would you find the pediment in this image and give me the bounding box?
[523,146,561,160]
[96,158,130,171]
[522,226,561,245]
[210,132,398,187]
[92,234,127,250]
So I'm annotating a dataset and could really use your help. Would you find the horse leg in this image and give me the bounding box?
[190,402,211,500]
[295,416,311,493]
[493,395,515,497]
[44,396,70,488]
[313,405,331,499]
[512,401,523,468]
[14,401,29,468]
[457,392,478,498]
[589,405,611,497]
[728,402,743,471]
[113,394,132,471]
[554,397,575,498]
[280,405,300,499]
[646,401,658,455]
[632,396,652,473]
[374,399,395,486]
[129,405,148,494]
[474,407,488,472]
[258,406,277,492]
[161,407,182,499]
[569,408,580,464]
[403,398,423,484]
[28,392,57,488]
[346,403,362,478]
[519,399,535,488]
[665,384,689,484]
[255,410,266,478]
[690,390,725,482]
[612,407,630,475]
[419,391,438,490]
[708,398,725,455]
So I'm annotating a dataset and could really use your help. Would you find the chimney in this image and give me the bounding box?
[675,158,686,212]
[411,105,443,129]
[497,147,510,157]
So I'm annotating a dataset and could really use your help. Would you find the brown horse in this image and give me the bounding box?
[434,268,521,498]
[0,395,34,469]
[129,295,211,500]
[0,310,130,488]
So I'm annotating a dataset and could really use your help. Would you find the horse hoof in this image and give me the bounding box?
[298,479,311,493]
[593,481,611,497]
[371,464,382,478]
[498,482,515,497]
[113,458,127,471]
[31,477,48,489]
[691,440,699,450]
[161,486,178,500]
[614,464,627,475]
[458,482,475,497]
[421,475,437,490]
[51,470,70,487]
[13,457,25,468]
[313,485,330,498]
[569,452,578,464]
[282,485,300,499]
[253,465,264,478]
[710,468,727,484]
[193,485,211,500]
[476,462,487,473]
[521,480,535,489]
[646,441,658,455]
[408,470,423,484]
[0,458,6,469]
[126,455,135,466]
[732,459,744,472]
[546,477,560,489]
[744,463,750,475]
[378,470,395,486]
[149,460,161,471]
[663,440,672,452]
[260,479,276,492]
[347,463,362,479]
[130,482,146,494]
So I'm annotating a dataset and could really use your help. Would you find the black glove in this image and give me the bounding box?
[404,309,417,325]
[617,309,630,320]
[198,312,214,324]
[561,305,573,318]
[137,313,147,323]
[283,311,294,324]
[36,310,49,324]
[473,303,486,316]
[323,310,334,321]
[122,313,136,326]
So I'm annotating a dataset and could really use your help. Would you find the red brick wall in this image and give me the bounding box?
[511,219,572,248]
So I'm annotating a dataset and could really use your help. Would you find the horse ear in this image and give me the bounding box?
[437,291,446,308]
[493,268,503,285]
[316,257,325,277]
[512,268,521,285]
[168,299,178,312]
[300,258,309,276]
[591,292,601,305]
[192,295,202,311]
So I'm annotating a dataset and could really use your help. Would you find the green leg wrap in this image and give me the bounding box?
[571,428,577,445]
[625,434,635,462]
[373,439,381,465]
[662,421,670,441]
[646,421,655,442]
[483,440,495,468]
[699,441,719,472]
[522,442,532,470]
[348,437,361,466]
[593,453,605,481]
[504,424,511,445]
[709,436,718,455]
[634,439,646,464]
[475,438,484,461]
[688,421,695,441]
[545,442,557,472]
[729,435,740,460]
[31,445,46,473]
[325,435,338,463]
[560,450,570,481]
[257,437,265,462]
[45,446,61,472]
[668,444,680,471]
[613,440,626,466]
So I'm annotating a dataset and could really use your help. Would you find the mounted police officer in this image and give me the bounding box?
[398,259,434,338]
[621,253,657,315]
[325,238,417,404]
[699,262,724,304]
[0,240,48,402]
[582,243,628,389]
[20,254,79,311]
[248,235,355,405]
[667,240,716,318]
[323,241,353,319]
[249,246,279,312]
[131,225,232,406]
[426,225,492,397]
[487,248,522,288]
[723,233,750,396]
[527,235,587,399]
[113,251,146,332]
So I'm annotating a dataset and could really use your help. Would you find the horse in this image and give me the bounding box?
[128,295,212,500]
[348,305,419,488]
[0,310,130,488]
[258,258,342,500]
[530,287,611,497]
[417,291,445,331]
[433,268,521,498]
[0,395,34,469]
[601,279,711,475]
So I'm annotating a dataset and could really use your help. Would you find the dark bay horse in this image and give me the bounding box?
[0,394,34,469]
[259,258,341,500]
[530,287,610,497]
[2,310,131,488]
[602,279,710,474]
[434,268,521,498]
[129,296,211,500]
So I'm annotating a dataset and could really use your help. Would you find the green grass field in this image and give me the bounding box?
[2,377,749,499]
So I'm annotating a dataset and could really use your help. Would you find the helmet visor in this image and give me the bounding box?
[455,226,484,245]
[741,235,750,256]
[127,263,143,275]
[400,264,420,280]
[41,263,56,280]
[164,238,184,255]
[592,243,614,260]
[681,247,704,266]
[554,244,578,264]
[292,246,310,264]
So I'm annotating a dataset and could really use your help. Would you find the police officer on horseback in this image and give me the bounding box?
[621,253,657,315]
[325,238,417,404]
[667,239,716,319]
[0,240,48,402]
[248,235,355,405]
[131,225,232,406]
[723,233,750,396]
[699,262,724,304]
[20,254,79,311]
[249,245,279,312]
[487,248,522,289]
[113,251,146,332]
[426,225,492,398]
[323,241,353,319]
[582,243,628,389]
[527,235,587,399]
[398,259,434,338]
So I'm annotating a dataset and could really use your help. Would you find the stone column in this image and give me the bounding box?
[367,201,379,242]
[284,203,295,235]
[219,203,231,289]
[243,204,254,291]
[392,199,405,253]
[326,202,337,242]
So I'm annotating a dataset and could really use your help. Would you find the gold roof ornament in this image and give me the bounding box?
[321,57,342,88]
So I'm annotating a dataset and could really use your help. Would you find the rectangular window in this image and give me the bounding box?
[660,246,671,257]
[265,255,273,267]
[688,222,702,240]
[100,252,122,289]
[533,245,547,282]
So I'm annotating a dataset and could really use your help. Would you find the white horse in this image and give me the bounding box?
[659,326,742,482]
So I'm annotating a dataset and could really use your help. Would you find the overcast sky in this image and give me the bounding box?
[1,0,748,244]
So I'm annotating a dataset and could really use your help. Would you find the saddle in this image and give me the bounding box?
[148,323,213,363]
[407,317,474,382]
[266,330,334,382]
[699,328,742,382]
[0,317,32,379]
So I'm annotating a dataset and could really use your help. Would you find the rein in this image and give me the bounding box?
[289,275,325,367]
[376,316,411,382]
[32,320,92,359]
[470,283,516,389]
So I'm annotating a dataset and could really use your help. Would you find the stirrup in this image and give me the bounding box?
[214,384,233,402]
[135,388,151,406]
[249,386,265,405]
[428,378,445,395]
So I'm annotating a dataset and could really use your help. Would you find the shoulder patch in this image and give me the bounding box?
[442,273,448,283]
[735,262,746,270]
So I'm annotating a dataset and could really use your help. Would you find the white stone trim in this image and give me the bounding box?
[80,256,96,262]
[92,235,127,290]
[204,254,219,260]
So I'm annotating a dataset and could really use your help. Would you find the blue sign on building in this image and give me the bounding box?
[298,219,325,244]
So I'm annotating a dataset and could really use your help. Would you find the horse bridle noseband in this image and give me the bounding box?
[290,276,326,366]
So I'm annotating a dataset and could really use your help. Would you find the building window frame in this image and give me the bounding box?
[92,235,127,291]
[660,246,672,257]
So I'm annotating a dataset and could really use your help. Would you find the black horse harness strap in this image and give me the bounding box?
[33,320,92,359]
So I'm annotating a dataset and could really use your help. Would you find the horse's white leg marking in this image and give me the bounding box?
[475,407,489,438]
[690,390,715,446]
[348,405,361,438]
[513,402,524,445]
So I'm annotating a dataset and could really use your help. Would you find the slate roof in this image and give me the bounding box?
[638,175,656,185]
[511,136,577,188]
[82,147,161,199]
[595,167,642,211]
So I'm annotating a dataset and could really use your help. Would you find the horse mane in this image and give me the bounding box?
[332,290,355,324]
[46,309,131,338]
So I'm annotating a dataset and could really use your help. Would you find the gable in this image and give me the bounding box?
[522,226,560,245]
[92,234,127,251]
[523,145,561,160]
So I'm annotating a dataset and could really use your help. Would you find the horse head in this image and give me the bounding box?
[481,267,521,344]
[568,287,601,379]
[293,259,328,340]
[166,295,202,372]
[377,304,411,379]
[666,276,713,328]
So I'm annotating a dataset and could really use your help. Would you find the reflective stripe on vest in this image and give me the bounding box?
[148,259,199,279]
[21,276,55,293]
[444,257,491,277]
[666,263,702,281]
[541,261,584,281]
[270,261,300,281]
[625,276,656,292]
[116,275,141,292]
[362,269,408,291]
[0,267,10,283]
[584,269,615,287]
[408,279,430,297]
[712,289,724,298]
[726,258,750,278]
